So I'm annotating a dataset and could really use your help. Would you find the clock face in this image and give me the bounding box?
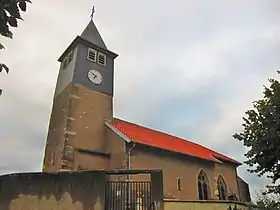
[87,69,103,85]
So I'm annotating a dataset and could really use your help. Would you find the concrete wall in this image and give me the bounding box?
[130,144,240,201]
[164,200,260,210]
[0,170,164,210]
[0,170,254,210]
[0,171,106,210]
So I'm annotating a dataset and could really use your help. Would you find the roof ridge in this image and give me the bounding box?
[114,117,191,139]
[113,117,230,157]
[112,117,242,165]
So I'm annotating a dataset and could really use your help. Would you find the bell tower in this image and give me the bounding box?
[42,14,118,172]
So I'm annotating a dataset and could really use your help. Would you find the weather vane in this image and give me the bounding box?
[90,5,95,20]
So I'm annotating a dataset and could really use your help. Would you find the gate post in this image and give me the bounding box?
[151,170,164,210]
[93,171,107,210]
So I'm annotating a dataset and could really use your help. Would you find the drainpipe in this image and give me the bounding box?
[127,143,136,179]
[127,143,135,208]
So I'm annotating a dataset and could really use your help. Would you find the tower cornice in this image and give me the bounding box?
[58,36,118,62]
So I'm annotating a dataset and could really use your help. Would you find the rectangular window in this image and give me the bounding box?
[97,52,106,66]
[177,178,182,191]
[87,48,97,62]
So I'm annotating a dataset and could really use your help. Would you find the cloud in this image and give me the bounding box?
[1,0,280,199]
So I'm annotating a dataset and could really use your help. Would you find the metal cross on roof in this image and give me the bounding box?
[90,6,95,20]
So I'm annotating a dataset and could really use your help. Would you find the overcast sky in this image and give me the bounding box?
[1,0,280,199]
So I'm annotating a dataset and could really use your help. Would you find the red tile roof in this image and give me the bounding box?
[108,118,241,165]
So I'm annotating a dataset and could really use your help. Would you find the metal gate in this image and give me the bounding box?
[105,181,156,210]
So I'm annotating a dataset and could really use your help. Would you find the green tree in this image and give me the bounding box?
[255,191,280,210]
[233,71,280,195]
[0,0,32,95]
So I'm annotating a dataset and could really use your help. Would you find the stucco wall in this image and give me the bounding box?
[238,177,251,202]
[68,84,113,170]
[69,84,113,153]
[42,84,72,172]
[164,200,260,210]
[0,171,106,210]
[44,83,113,172]
[105,125,126,170]
[130,144,240,201]
[214,161,240,198]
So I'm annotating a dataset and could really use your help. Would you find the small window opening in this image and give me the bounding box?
[87,48,97,62]
[97,52,106,66]
[177,178,182,191]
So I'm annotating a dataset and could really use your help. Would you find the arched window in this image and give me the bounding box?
[198,170,210,200]
[217,175,227,200]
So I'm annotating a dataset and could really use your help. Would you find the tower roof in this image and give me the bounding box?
[80,20,107,49]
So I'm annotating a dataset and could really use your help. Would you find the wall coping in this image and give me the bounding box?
[0,169,163,179]
[163,199,257,207]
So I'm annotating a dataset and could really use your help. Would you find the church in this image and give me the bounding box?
[42,16,251,203]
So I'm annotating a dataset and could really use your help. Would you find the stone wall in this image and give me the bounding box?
[164,200,260,210]
[0,171,106,210]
